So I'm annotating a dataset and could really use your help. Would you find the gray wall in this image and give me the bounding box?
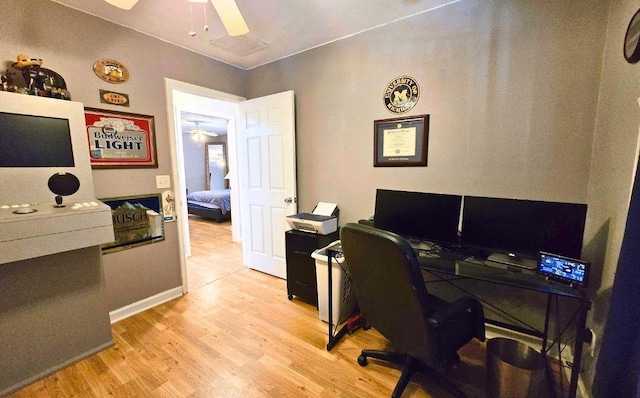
[247,0,615,393]
[248,0,608,222]
[1,0,246,312]
[581,0,640,389]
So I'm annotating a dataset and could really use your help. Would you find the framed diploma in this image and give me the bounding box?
[374,114,429,167]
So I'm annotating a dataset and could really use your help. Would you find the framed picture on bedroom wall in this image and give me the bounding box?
[85,107,158,169]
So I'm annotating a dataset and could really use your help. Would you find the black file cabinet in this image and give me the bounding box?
[286,230,339,306]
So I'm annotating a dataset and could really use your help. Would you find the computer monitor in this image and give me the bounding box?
[373,189,462,245]
[461,196,587,263]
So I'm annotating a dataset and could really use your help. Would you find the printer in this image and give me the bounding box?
[286,202,338,235]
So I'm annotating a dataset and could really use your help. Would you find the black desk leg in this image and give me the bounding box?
[326,251,349,351]
[543,294,553,353]
[568,301,588,398]
[328,252,333,341]
[542,294,557,398]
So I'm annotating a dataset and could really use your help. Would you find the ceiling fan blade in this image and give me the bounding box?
[104,0,139,10]
[210,0,249,36]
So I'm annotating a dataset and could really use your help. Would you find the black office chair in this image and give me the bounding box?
[340,223,486,398]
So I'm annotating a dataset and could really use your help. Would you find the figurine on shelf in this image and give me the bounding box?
[0,69,18,92]
[11,54,71,100]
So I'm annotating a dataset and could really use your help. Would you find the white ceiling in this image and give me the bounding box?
[51,0,460,70]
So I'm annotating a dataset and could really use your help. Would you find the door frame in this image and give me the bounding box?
[164,78,245,293]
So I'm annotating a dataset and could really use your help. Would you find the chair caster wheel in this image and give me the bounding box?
[358,354,368,367]
[287,294,293,300]
[442,353,460,372]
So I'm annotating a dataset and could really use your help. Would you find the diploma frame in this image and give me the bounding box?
[374,114,429,167]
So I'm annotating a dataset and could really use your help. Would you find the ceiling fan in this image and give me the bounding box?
[188,120,219,143]
[104,0,249,36]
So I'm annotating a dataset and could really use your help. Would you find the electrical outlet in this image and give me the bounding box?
[156,175,171,189]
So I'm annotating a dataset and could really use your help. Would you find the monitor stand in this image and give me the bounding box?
[487,252,537,270]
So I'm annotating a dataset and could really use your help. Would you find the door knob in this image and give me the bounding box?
[284,197,296,205]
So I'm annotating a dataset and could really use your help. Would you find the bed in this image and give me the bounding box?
[186,189,231,223]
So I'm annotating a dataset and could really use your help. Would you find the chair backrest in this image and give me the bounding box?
[340,223,437,363]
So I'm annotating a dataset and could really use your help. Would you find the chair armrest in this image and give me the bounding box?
[427,296,486,342]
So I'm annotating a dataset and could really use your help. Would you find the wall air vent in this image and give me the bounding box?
[209,34,268,57]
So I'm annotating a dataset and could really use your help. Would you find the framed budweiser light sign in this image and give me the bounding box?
[85,107,157,168]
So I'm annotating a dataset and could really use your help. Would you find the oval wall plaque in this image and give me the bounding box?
[93,58,129,84]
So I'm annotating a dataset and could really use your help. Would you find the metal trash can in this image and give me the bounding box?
[487,338,546,398]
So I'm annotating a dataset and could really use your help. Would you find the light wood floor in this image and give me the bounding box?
[8,219,565,397]
[186,216,244,290]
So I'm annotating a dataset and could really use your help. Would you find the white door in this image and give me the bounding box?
[237,90,297,279]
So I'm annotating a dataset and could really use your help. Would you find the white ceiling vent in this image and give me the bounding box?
[209,34,268,57]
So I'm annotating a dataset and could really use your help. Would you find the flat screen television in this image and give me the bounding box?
[373,189,462,245]
[461,196,587,267]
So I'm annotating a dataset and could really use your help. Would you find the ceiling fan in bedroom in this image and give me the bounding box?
[188,120,219,143]
[103,0,249,36]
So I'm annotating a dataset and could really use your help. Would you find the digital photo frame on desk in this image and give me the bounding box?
[537,251,589,287]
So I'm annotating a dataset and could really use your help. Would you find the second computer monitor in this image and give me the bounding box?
[374,189,462,244]
[461,196,587,259]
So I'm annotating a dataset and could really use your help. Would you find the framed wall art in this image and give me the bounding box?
[374,114,429,167]
[100,193,165,253]
[85,107,158,168]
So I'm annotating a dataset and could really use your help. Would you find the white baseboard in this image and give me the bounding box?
[109,286,183,324]
[486,324,544,351]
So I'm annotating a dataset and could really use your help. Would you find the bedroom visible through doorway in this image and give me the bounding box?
[165,78,245,293]
[179,110,242,289]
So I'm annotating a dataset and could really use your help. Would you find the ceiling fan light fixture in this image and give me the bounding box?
[104,0,139,10]
[192,130,205,142]
[191,128,218,141]
[210,0,249,36]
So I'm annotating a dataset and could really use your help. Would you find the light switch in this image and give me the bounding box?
[156,175,171,189]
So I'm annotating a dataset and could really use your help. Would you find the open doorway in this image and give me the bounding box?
[164,78,245,293]
[179,110,240,289]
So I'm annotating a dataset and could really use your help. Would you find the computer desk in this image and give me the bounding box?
[324,243,590,398]
[417,249,590,398]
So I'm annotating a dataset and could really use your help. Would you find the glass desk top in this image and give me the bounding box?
[416,249,587,301]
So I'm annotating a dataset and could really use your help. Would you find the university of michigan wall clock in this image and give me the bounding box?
[383,75,420,114]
